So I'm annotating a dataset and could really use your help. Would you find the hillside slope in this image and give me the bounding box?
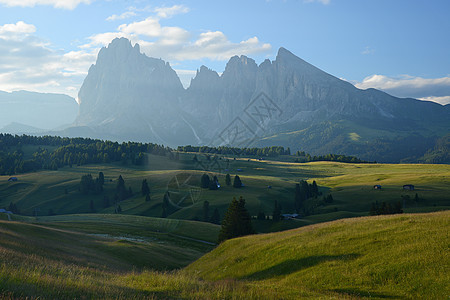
[0,212,448,299]
[186,211,449,299]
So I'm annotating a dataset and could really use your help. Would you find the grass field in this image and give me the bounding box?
[1,211,448,299]
[1,152,449,234]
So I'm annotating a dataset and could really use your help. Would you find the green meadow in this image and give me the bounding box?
[0,152,449,298]
[0,211,448,299]
[1,153,449,230]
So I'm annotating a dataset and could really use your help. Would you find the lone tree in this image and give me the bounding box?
[218,196,254,243]
[201,174,210,189]
[225,174,231,186]
[116,175,127,200]
[233,175,242,188]
[141,179,150,196]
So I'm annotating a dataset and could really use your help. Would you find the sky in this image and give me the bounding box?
[0,0,449,104]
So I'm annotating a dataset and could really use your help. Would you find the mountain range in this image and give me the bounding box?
[0,91,78,134]
[71,38,449,162]
[2,38,448,162]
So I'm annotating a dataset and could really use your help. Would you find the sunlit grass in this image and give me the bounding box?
[1,211,448,299]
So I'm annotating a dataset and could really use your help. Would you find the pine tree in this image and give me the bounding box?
[98,172,104,186]
[141,179,150,196]
[225,174,231,186]
[233,175,242,188]
[218,196,254,243]
[116,175,127,200]
[201,174,210,188]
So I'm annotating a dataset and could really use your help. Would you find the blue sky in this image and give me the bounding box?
[0,0,449,104]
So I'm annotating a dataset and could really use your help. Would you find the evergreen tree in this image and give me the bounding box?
[233,175,242,188]
[98,171,104,186]
[116,175,127,200]
[201,174,210,188]
[312,180,319,197]
[141,179,150,196]
[225,174,231,186]
[210,208,220,224]
[80,174,94,195]
[218,196,254,243]
[272,200,282,221]
[209,178,218,190]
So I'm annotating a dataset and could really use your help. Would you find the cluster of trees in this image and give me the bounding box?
[294,151,370,164]
[0,134,171,175]
[80,172,104,195]
[178,145,291,157]
[200,174,220,190]
[218,196,254,243]
[78,173,135,213]
[294,180,320,215]
[370,201,403,215]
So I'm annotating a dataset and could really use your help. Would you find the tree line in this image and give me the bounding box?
[0,134,170,175]
[178,145,291,157]
[294,151,371,164]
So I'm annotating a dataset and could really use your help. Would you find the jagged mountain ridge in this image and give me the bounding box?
[72,38,449,162]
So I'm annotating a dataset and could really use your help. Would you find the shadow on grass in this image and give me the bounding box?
[332,288,397,299]
[243,254,360,280]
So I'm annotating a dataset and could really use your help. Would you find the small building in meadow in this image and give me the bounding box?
[282,213,299,219]
[8,177,18,182]
[403,184,415,191]
[373,185,382,190]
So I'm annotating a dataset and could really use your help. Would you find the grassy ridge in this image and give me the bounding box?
[186,211,450,299]
[1,211,448,299]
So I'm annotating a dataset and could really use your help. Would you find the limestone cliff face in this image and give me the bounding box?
[73,38,449,159]
[75,38,197,145]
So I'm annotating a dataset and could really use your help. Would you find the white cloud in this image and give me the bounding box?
[83,16,271,62]
[0,21,96,98]
[418,96,450,106]
[106,11,137,22]
[362,46,375,55]
[0,6,271,98]
[154,5,189,18]
[0,21,36,35]
[0,0,92,9]
[354,74,450,105]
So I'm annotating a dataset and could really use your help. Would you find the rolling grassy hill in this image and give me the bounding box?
[185,211,450,299]
[1,152,449,234]
[1,211,448,299]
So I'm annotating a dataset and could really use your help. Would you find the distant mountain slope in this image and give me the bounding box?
[72,38,449,162]
[0,91,78,130]
[74,37,198,146]
[186,211,449,299]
